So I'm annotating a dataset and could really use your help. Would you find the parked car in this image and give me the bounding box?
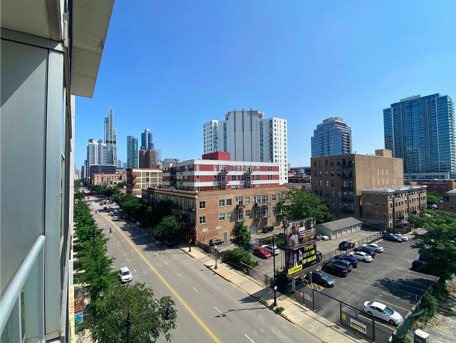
[253,247,272,259]
[322,262,348,277]
[355,247,376,258]
[307,270,335,287]
[362,243,384,253]
[118,267,133,283]
[412,260,427,272]
[209,238,223,246]
[419,254,428,261]
[350,251,373,262]
[262,226,274,233]
[395,234,408,242]
[261,244,280,256]
[328,258,352,272]
[334,255,358,268]
[112,216,120,221]
[338,241,355,250]
[243,243,254,250]
[363,301,403,325]
[383,234,402,242]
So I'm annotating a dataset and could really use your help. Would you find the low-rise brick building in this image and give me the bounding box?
[143,186,288,243]
[361,186,427,228]
[438,189,456,213]
[127,168,162,197]
[92,172,126,187]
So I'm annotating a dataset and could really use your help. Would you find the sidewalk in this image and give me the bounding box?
[180,245,368,343]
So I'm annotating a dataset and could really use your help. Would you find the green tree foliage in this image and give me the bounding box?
[427,191,442,206]
[411,210,456,285]
[266,234,286,246]
[223,248,255,270]
[231,222,251,248]
[74,201,116,304]
[154,216,181,241]
[82,283,177,343]
[280,188,335,223]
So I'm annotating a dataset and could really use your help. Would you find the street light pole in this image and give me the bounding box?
[214,245,218,269]
[189,239,192,252]
[272,232,277,306]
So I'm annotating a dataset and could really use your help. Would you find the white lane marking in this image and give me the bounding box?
[214,306,221,314]
[126,258,130,262]
[192,287,198,292]
[165,261,168,265]
[116,242,120,247]
[133,268,137,273]
[245,334,254,343]
[177,273,182,277]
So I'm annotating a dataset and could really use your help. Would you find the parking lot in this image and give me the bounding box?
[298,238,437,342]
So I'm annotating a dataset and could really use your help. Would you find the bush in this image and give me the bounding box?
[223,248,254,270]
[275,307,285,315]
[422,293,437,319]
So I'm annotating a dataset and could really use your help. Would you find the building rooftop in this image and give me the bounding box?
[362,185,427,194]
[317,217,361,232]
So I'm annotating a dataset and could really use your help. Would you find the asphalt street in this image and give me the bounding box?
[87,198,320,343]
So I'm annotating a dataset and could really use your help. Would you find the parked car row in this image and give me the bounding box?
[383,233,408,242]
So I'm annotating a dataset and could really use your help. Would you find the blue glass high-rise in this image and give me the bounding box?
[383,94,455,179]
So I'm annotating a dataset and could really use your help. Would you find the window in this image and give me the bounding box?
[226,199,232,206]
[199,201,206,209]
[272,194,276,201]
[245,210,251,217]
[236,211,244,221]
[244,197,250,204]
[227,212,232,220]
[262,195,269,204]
[235,197,243,205]
[254,195,261,204]
[219,199,225,207]
[219,213,225,221]
[199,216,206,224]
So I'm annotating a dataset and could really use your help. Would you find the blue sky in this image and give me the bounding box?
[75,0,456,170]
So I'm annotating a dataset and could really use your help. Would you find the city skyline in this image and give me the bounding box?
[74,1,456,170]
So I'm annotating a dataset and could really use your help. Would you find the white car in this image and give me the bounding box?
[362,243,384,253]
[261,244,280,256]
[118,267,133,283]
[395,234,408,242]
[350,251,373,262]
[363,301,403,325]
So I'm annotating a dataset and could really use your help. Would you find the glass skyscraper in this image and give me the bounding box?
[141,128,154,149]
[104,109,117,166]
[383,94,455,179]
[127,136,139,169]
[311,117,352,157]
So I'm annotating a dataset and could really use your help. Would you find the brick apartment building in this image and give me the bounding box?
[410,179,456,195]
[92,172,126,187]
[139,147,160,168]
[127,168,162,196]
[163,152,280,191]
[438,189,456,213]
[361,186,427,228]
[311,149,404,220]
[143,186,289,244]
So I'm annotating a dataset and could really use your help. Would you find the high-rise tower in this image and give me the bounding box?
[311,117,352,157]
[384,94,455,179]
[104,109,117,166]
[127,136,139,169]
[203,109,288,184]
[141,128,154,149]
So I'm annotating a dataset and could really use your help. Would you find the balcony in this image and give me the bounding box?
[341,185,353,191]
[219,178,228,185]
[253,202,260,207]
[219,170,228,175]
[236,204,244,210]
[342,208,355,214]
[261,203,269,207]
[236,217,245,222]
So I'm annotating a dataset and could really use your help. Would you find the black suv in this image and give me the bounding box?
[412,260,427,272]
[322,262,348,277]
[262,226,274,233]
[383,234,402,242]
[328,258,352,272]
[339,241,355,250]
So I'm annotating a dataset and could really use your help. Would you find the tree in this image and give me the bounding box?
[280,188,335,223]
[230,222,251,248]
[411,210,456,287]
[81,283,177,343]
[154,215,184,242]
[427,191,442,206]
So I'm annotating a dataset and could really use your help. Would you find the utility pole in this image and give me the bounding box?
[273,232,277,306]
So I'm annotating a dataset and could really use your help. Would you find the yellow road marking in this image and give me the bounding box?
[374,298,410,312]
[103,214,221,343]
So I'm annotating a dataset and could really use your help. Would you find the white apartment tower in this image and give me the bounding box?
[87,138,106,166]
[203,109,288,184]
